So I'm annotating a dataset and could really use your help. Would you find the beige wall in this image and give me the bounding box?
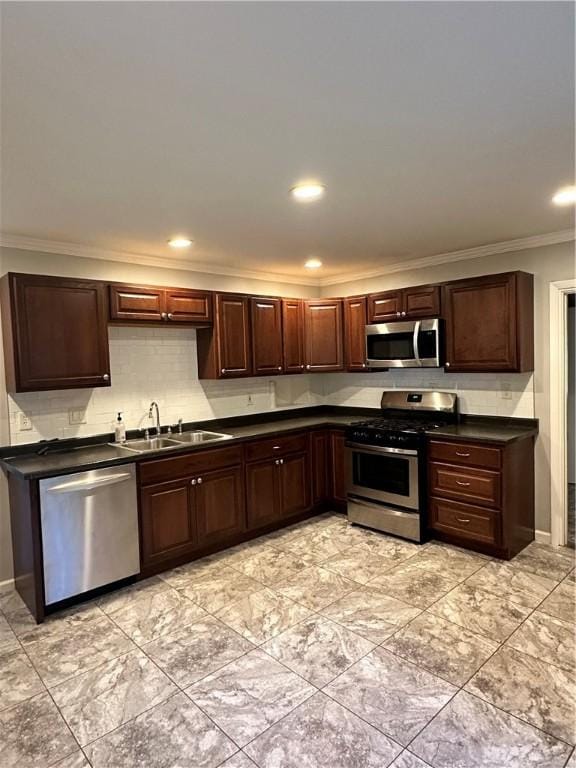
[321,240,576,536]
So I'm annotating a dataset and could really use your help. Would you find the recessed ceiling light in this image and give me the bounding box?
[290,182,326,202]
[168,237,193,248]
[304,258,323,269]
[552,186,576,206]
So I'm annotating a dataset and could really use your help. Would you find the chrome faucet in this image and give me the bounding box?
[148,401,161,437]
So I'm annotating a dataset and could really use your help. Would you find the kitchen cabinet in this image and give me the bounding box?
[442,272,534,372]
[1,273,111,392]
[139,445,245,570]
[428,434,535,559]
[329,429,347,506]
[245,432,311,528]
[109,283,212,324]
[310,430,330,505]
[343,296,368,371]
[367,285,440,323]
[303,299,344,372]
[251,297,284,375]
[282,299,305,373]
[197,293,252,378]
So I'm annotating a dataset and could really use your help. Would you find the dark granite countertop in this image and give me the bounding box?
[0,407,538,480]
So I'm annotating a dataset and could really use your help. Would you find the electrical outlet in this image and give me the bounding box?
[500,383,512,400]
[68,408,87,425]
[18,413,32,431]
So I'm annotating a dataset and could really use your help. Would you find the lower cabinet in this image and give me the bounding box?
[246,449,311,529]
[310,430,330,505]
[329,430,347,505]
[140,464,245,570]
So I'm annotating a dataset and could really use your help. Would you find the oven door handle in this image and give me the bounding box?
[345,441,419,457]
[413,320,421,367]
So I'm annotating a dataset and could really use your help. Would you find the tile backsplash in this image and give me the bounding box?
[6,326,534,446]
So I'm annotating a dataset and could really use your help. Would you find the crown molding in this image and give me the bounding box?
[318,229,576,287]
[0,234,321,288]
[1,229,573,291]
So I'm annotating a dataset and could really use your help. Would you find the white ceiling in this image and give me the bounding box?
[1,1,574,281]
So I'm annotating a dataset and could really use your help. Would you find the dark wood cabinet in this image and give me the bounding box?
[329,430,347,505]
[310,430,330,505]
[1,273,111,392]
[343,296,368,371]
[279,452,311,517]
[428,435,535,559]
[367,285,440,323]
[282,299,305,374]
[304,299,344,372]
[195,466,245,547]
[197,294,252,378]
[251,297,284,375]
[140,479,196,567]
[246,459,281,528]
[109,283,212,324]
[442,272,533,372]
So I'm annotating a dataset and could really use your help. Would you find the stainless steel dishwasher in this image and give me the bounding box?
[39,464,140,605]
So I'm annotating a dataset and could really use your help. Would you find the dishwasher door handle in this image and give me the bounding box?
[46,472,133,494]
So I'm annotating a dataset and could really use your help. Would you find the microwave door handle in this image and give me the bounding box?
[413,320,421,366]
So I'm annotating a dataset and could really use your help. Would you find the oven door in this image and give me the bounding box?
[345,442,419,510]
[366,319,441,368]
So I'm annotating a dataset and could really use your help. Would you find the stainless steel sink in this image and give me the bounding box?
[172,430,232,444]
[115,437,183,454]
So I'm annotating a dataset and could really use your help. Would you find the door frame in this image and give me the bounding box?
[549,278,576,547]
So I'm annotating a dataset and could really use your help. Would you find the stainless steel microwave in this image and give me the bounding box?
[366,318,443,368]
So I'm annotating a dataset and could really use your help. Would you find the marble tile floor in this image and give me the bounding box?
[0,512,575,768]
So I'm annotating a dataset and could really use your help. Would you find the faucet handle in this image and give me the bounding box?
[143,428,150,440]
[177,418,183,434]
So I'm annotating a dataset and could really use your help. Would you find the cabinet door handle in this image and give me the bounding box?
[161,312,168,320]
[456,517,471,524]
[401,311,406,317]
[197,477,203,484]
[446,362,451,367]
[190,478,197,485]
[300,364,305,369]
[275,459,280,465]
[167,313,174,320]
[306,364,311,370]
[277,366,282,371]
[221,368,227,374]
[455,451,470,457]
[279,459,284,465]
[102,373,110,381]
[456,480,471,487]
[396,311,401,317]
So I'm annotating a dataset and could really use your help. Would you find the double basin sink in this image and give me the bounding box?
[113,430,232,454]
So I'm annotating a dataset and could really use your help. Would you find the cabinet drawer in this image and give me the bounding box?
[245,433,308,462]
[429,462,501,508]
[428,440,501,470]
[139,445,243,485]
[429,497,499,545]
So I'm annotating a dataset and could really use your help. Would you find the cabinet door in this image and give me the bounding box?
[246,459,280,529]
[251,297,284,375]
[367,291,403,323]
[2,274,111,392]
[304,300,344,372]
[279,453,311,518]
[344,296,368,371]
[443,273,519,372]
[403,285,440,318]
[310,431,330,504]
[281,299,305,374]
[109,284,165,322]
[330,430,347,503]
[215,294,252,377]
[165,289,212,324]
[195,466,246,547]
[140,479,196,567]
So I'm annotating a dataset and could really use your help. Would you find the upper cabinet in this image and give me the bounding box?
[343,296,368,371]
[304,299,344,372]
[109,283,212,324]
[197,294,252,378]
[367,285,440,323]
[443,272,534,372]
[282,299,305,374]
[251,297,283,375]
[1,273,111,392]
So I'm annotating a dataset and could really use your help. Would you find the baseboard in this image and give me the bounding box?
[535,529,551,544]
[0,577,15,592]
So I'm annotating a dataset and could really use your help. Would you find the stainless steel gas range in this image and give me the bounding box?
[345,390,458,543]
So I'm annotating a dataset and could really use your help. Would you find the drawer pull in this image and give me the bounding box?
[272,446,281,450]
[455,451,470,457]
[456,480,471,487]
[456,517,471,524]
